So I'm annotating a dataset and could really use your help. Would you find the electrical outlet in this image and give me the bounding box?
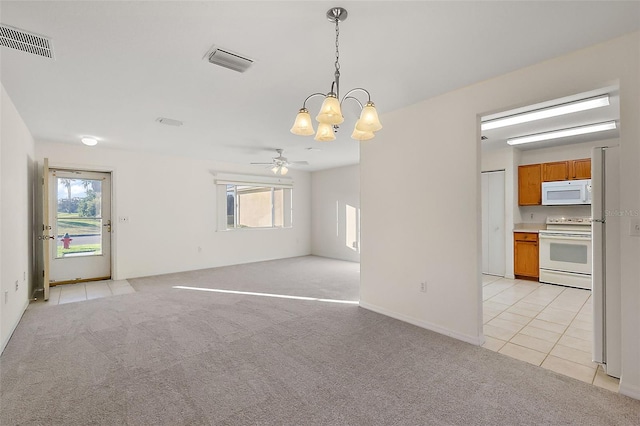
[23,271,26,281]
[420,282,427,293]
[4,291,8,304]
[631,218,640,237]
[530,213,534,220]
[15,280,18,291]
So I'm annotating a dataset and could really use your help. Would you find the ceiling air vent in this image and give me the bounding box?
[205,46,253,73]
[0,24,54,59]
[156,117,183,127]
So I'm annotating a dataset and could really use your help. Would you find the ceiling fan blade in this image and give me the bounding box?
[250,162,274,165]
[291,161,309,165]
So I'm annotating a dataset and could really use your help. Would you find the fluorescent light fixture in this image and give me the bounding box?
[507,121,617,146]
[482,95,610,131]
[81,137,98,146]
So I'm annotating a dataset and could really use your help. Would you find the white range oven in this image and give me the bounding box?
[539,216,592,290]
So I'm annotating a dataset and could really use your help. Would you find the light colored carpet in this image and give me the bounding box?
[1,256,638,425]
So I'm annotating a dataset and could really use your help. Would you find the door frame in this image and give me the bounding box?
[36,161,118,297]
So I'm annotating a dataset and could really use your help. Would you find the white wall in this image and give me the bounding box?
[311,164,360,262]
[1,84,35,353]
[35,142,311,280]
[360,32,640,398]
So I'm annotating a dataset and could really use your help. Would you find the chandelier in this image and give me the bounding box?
[290,7,382,142]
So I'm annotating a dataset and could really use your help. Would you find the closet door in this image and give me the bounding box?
[482,171,505,276]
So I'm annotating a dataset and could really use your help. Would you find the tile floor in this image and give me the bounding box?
[43,279,135,305]
[482,274,619,392]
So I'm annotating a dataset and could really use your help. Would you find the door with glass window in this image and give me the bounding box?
[48,169,111,284]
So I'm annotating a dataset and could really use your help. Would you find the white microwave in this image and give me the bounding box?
[542,179,591,205]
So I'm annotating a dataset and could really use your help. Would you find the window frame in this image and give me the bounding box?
[215,173,293,231]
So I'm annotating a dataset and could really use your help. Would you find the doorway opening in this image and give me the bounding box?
[37,162,113,301]
[478,86,621,392]
[49,169,112,284]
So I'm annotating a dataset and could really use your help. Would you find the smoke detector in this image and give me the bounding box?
[204,45,253,73]
[0,24,54,59]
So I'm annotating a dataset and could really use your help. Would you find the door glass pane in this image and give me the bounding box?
[550,242,587,264]
[56,178,103,258]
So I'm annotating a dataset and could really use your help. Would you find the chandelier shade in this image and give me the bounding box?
[316,94,344,125]
[314,122,337,141]
[351,124,375,141]
[355,101,383,132]
[291,7,381,142]
[290,108,315,135]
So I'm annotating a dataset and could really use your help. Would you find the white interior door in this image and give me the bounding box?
[481,170,506,276]
[48,169,111,284]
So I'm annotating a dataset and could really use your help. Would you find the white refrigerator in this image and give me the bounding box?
[591,146,621,378]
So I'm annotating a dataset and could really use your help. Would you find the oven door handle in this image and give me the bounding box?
[539,234,591,241]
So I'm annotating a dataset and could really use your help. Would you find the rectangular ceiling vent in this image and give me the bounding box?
[205,46,253,73]
[0,24,54,59]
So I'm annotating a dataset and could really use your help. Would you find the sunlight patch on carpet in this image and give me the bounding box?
[172,286,359,305]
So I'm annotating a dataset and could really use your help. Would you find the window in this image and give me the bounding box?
[216,174,293,230]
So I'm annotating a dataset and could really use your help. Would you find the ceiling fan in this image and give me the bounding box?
[250,149,308,175]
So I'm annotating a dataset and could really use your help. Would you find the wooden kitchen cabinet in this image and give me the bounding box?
[514,232,539,280]
[518,164,542,206]
[542,161,569,182]
[571,158,591,179]
[541,158,591,181]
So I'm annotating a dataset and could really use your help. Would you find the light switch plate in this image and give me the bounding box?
[630,218,640,237]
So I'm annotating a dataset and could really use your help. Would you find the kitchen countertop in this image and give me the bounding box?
[513,223,546,233]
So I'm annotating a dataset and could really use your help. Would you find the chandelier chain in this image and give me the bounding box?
[334,18,340,73]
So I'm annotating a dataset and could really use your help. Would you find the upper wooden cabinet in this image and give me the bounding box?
[571,158,591,179]
[542,158,591,181]
[542,161,569,182]
[518,164,541,206]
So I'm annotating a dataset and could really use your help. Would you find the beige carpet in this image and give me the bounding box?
[1,256,639,425]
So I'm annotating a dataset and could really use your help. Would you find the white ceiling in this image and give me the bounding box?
[1,1,639,171]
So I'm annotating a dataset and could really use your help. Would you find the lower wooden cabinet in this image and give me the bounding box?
[514,232,539,280]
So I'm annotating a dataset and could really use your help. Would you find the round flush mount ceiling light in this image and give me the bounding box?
[81,137,98,146]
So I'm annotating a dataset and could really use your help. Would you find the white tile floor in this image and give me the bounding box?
[45,279,135,305]
[482,274,619,393]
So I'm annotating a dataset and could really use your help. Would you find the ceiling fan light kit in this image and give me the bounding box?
[251,149,308,175]
[290,7,382,141]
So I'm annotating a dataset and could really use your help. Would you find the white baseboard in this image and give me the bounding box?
[359,301,483,346]
[0,299,29,355]
[619,381,640,400]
